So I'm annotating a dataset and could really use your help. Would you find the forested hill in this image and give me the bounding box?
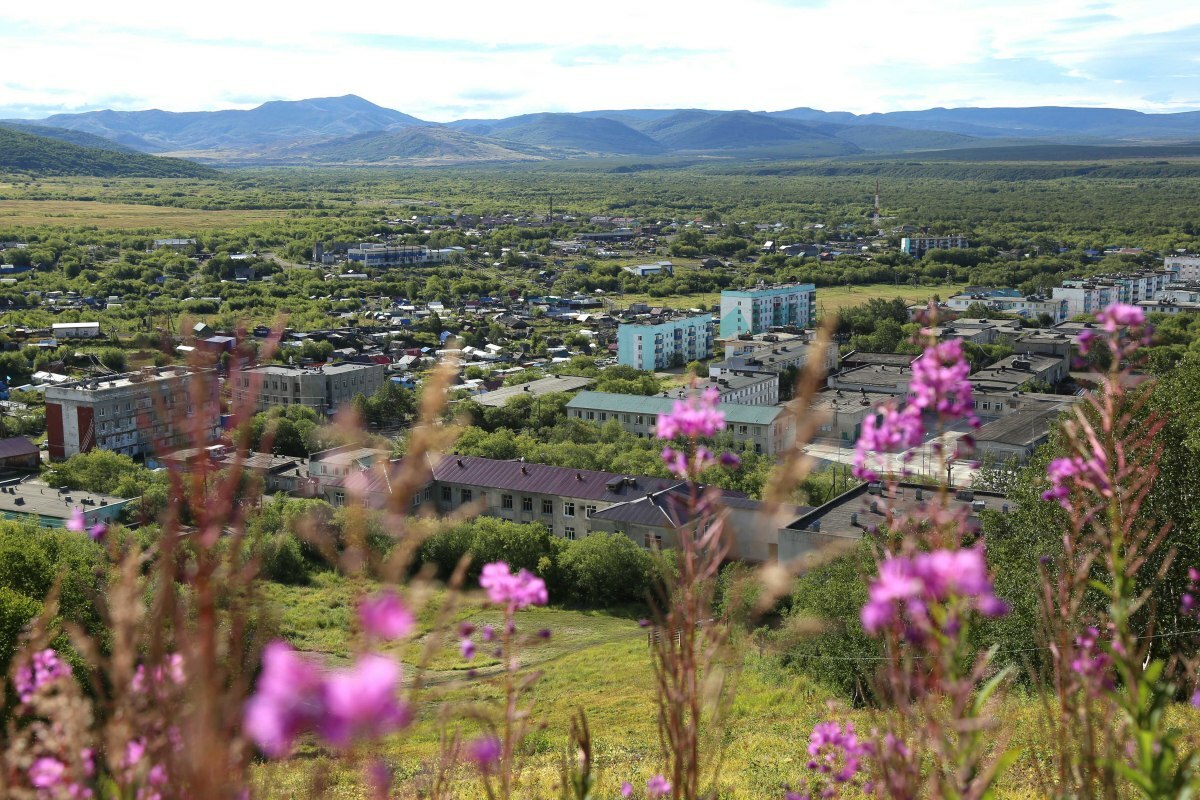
[0,126,217,177]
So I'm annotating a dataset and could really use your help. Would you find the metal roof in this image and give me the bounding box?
[566,391,786,425]
[432,454,683,502]
[472,376,594,408]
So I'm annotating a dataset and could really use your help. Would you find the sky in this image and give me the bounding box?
[2,0,1199,121]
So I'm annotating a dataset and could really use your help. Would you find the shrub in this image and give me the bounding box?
[556,533,653,607]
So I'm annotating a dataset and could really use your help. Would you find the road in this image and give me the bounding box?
[804,426,982,486]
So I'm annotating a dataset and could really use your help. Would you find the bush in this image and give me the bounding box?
[262,534,310,585]
[556,533,653,606]
[420,518,555,582]
[0,586,41,673]
[0,541,54,600]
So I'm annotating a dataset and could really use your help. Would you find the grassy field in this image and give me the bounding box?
[613,281,966,317]
[0,199,293,230]
[251,573,1200,799]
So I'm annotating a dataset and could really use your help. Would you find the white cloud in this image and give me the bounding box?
[1,0,1199,119]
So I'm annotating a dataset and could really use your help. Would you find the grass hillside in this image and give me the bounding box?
[275,127,550,165]
[0,126,217,177]
[252,573,1200,799]
[0,122,139,153]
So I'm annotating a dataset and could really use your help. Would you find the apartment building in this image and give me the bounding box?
[946,293,1069,323]
[1052,281,1117,318]
[232,363,386,415]
[968,353,1070,392]
[719,283,816,338]
[899,234,968,258]
[1166,255,1200,282]
[616,314,714,370]
[703,371,778,406]
[565,391,794,455]
[45,367,220,461]
[712,336,839,380]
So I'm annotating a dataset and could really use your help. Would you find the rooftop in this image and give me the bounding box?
[431,454,688,503]
[566,391,787,425]
[44,366,203,394]
[973,404,1069,447]
[0,479,130,525]
[472,376,594,408]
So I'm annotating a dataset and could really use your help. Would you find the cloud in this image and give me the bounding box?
[1,0,1199,120]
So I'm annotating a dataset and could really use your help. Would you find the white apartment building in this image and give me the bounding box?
[1166,256,1200,283]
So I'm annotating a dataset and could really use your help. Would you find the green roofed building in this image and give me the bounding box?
[565,391,795,455]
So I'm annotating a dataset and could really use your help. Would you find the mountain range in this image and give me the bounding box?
[8,94,1200,168]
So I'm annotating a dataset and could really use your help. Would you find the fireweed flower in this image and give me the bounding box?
[646,775,672,798]
[661,445,689,478]
[909,339,978,423]
[852,404,924,481]
[358,589,416,641]
[460,638,476,660]
[319,654,411,747]
[1070,626,1113,696]
[620,782,634,798]
[1096,303,1146,333]
[66,507,108,541]
[244,641,326,758]
[861,547,1008,634]
[14,648,70,703]
[1041,451,1111,509]
[806,721,868,783]
[467,735,502,772]
[656,386,725,441]
[479,562,549,611]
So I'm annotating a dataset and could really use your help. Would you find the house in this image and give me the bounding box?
[968,353,1070,393]
[0,436,41,469]
[51,322,101,339]
[623,261,674,277]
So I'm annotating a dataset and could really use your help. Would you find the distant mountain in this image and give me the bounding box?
[0,127,217,177]
[272,126,550,165]
[0,122,138,153]
[19,95,1200,166]
[643,111,852,152]
[36,95,427,152]
[486,114,666,155]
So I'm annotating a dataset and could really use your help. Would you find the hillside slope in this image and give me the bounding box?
[0,127,217,177]
[274,126,550,164]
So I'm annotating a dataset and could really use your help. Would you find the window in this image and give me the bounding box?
[460,489,472,503]
[599,412,607,421]
[98,408,105,418]
[645,533,662,550]
[441,486,452,502]
[542,499,553,515]
[333,491,345,507]
[501,494,513,510]
[995,402,1004,411]
[544,524,554,536]
[739,425,748,434]
[587,411,595,421]
[522,496,533,512]
[564,526,576,540]
[635,415,644,425]
[564,502,575,517]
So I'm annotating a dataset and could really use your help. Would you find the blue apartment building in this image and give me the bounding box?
[719,283,816,338]
[617,314,714,370]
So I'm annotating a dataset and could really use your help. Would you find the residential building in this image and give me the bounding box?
[899,234,968,257]
[45,367,220,460]
[712,337,839,380]
[719,282,816,338]
[51,322,101,339]
[232,363,386,416]
[1053,281,1116,318]
[565,391,794,455]
[809,389,897,444]
[616,314,713,370]
[152,445,304,495]
[622,261,674,277]
[152,238,196,251]
[946,293,1069,323]
[300,445,390,506]
[1166,255,1200,282]
[701,371,778,406]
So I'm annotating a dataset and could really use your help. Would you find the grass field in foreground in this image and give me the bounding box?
[0,199,293,230]
[252,573,1200,799]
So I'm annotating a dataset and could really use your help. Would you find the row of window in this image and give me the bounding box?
[441,485,596,517]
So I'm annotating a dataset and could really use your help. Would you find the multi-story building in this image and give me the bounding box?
[704,371,779,406]
[1052,281,1117,319]
[1166,255,1200,283]
[616,314,713,370]
[712,336,839,379]
[232,363,386,416]
[565,391,794,455]
[900,234,968,258]
[947,292,1069,323]
[346,244,461,268]
[45,367,220,461]
[719,283,816,338]
[968,353,1070,393]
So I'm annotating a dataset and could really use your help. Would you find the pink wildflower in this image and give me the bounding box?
[1076,328,1096,355]
[647,775,671,798]
[620,781,634,797]
[1070,626,1113,696]
[806,721,868,783]
[661,446,688,478]
[852,404,924,480]
[1042,451,1111,509]
[1096,303,1145,333]
[320,654,411,747]
[14,648,69,703]
[29,757,66,789]
[479,562,549,611]
[467,735,502,772]
[358,589,416,641]
[909,339,977,423]
[460,638,476,659]
[861,548,1008,634]
[244,641,326,758]
[656,387,725,440]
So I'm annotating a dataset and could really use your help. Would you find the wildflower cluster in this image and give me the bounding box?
[246,593,417,757]
[852,338,978,481]
[66,507,107,542]
[860,547,1008,636]
[655,386,724,441]
[14,647,71,703]
[1069,626,1114,697]
[1042,449,1112,509]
